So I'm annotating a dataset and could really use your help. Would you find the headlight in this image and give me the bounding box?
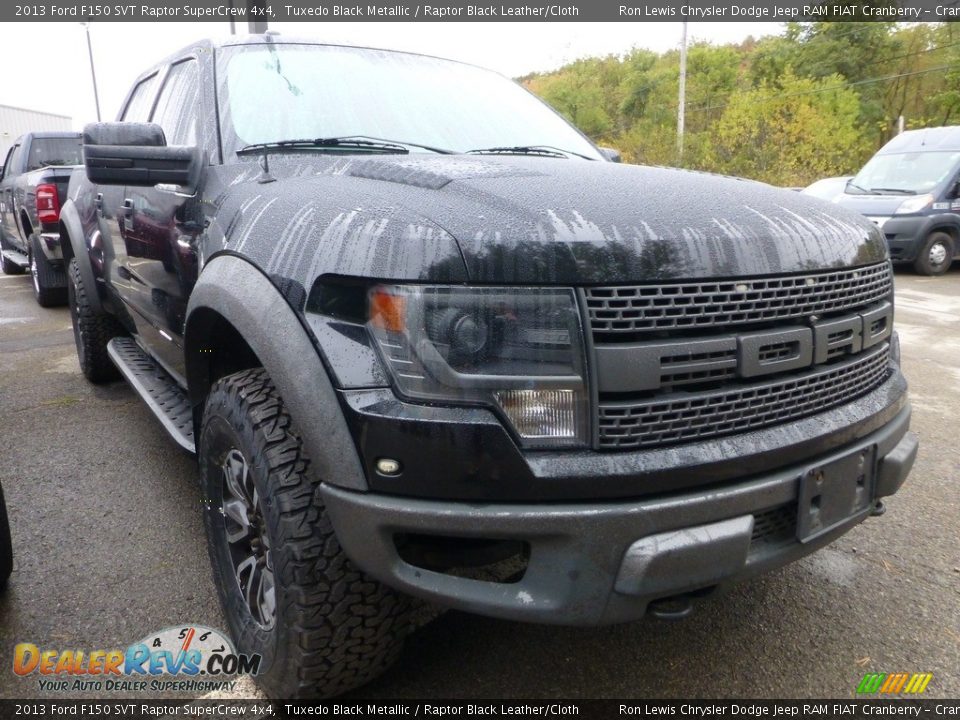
[894,193,933,214]
[368,285,590,448]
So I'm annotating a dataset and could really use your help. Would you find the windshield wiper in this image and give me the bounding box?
[845,180,877,195]
[466,145,595,160]
[350,136,455,154]
[238,137,409,155]
[870,187,916,195]
[238,135,457,156]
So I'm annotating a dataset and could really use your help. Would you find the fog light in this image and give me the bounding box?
[376,458,402,476]
[493,389,587,447]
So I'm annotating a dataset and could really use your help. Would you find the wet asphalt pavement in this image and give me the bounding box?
[0,265,957,700]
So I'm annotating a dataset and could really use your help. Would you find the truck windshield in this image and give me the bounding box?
[849,150,960,195]
[26,137,83,171]
[217,43,602,160]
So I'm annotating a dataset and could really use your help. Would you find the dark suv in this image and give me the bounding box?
[60,36,917,698]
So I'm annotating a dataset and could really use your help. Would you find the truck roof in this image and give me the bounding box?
[879,125,960,154]
[135,34,492,88]
[17,131,82,141]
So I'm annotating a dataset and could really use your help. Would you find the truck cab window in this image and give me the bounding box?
[7,144,23,175]
[26,137,83,171]
[121,73,159,122]
[151,60,200,146]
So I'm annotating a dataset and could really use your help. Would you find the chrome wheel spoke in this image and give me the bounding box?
[223,450,250,503]
[236,554,259,608]
[219,446,275,629]
[223,499,250,543]
[259,568,277,625]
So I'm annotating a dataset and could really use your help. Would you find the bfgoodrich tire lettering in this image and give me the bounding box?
[67,258,122,383]
[200,368,412,699]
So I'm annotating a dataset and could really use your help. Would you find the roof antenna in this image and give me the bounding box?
[258,151,275,184]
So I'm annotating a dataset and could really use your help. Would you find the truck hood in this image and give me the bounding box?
[218,155,887,286]
[834,192,910,216]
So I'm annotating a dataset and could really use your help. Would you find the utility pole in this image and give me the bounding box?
[247,0,268,32]
[677,21,688,166]
[81,22,101,122]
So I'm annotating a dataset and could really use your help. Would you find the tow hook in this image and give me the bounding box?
[871,500,887,517]
[648,594,694,620]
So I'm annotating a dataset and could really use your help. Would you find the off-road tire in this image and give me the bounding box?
[67,258,122,383]
[30,235,67,307]
[200,369,412,699]
[0,482,12,590]
[913,231,954,276]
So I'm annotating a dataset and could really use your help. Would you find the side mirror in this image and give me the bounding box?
[599,147,622,163]
[83,122,201,188]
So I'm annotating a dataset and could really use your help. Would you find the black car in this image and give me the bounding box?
[0,482,11,590]
[837,125,960,275]
[60,35,918,698]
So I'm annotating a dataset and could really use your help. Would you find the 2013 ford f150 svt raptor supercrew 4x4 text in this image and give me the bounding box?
[60,36,918,698]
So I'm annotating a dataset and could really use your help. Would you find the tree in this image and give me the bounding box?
[707,70,868,186]
[520,22,958,186]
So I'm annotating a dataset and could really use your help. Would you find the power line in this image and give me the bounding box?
[680,37,960,114]
[685,64,959,114]
[758,32,960,82]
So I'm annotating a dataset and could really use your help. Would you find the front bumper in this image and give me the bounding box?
[321,405,916,625]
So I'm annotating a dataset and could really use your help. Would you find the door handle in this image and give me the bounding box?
[121,199,134,215]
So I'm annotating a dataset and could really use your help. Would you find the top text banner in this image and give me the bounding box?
[7,0,960,22]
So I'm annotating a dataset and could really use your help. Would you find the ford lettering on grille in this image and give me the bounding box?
[595,302,891,393]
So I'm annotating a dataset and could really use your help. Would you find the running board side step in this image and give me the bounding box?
[1,248,30,269]
[107,337,195,453]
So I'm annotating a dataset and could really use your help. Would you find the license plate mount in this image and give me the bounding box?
[797,446,876,544]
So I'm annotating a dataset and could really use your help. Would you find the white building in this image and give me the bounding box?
[0,105,72,160]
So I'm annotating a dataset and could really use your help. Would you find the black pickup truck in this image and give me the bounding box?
[61,36,918,698]
[0,132,83,305]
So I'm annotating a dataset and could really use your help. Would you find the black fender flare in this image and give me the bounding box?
[58,199,102,313]
[185,254,368,492]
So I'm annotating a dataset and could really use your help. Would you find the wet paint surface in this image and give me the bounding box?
[202,153,886,294]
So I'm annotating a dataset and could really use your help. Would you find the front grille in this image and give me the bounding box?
[751,504,798,546]
[585,262,892,336]
[597,344,890,450]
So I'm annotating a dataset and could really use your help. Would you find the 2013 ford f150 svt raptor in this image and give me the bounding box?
[60,35,918,698]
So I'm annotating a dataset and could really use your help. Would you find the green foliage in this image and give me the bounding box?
[708,71,869,185]
[521,22,959,187]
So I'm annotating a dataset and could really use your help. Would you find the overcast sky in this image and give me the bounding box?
[1,21,783,128]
